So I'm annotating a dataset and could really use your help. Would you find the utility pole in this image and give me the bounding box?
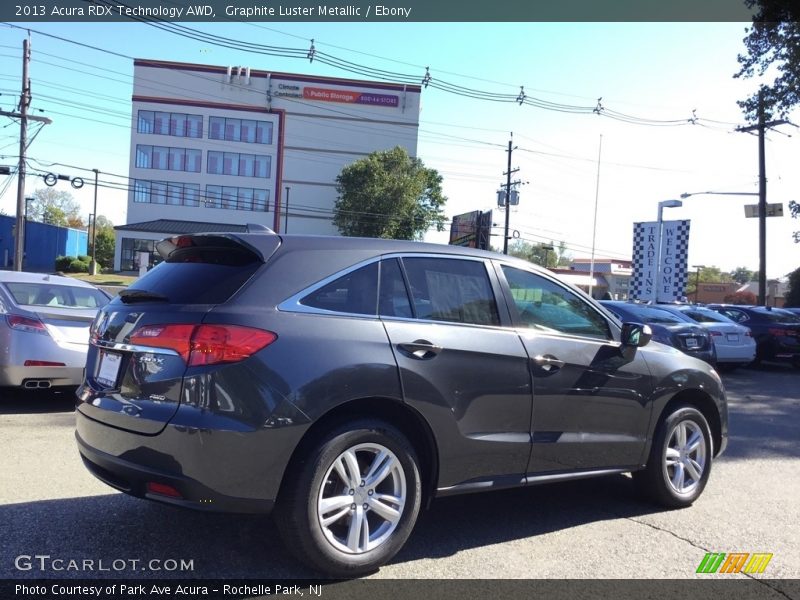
[90,169,99,275]
[737,89,789,306]
[13,38,31,272]
[1,37,51,271]
[502,133,519,255]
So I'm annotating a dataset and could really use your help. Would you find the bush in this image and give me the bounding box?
[77,255,91,263]
[54,256,72,272]
[68,258,90,273]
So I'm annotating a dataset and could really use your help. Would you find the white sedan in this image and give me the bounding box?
[0,272,111,389]
[659,304,757,368]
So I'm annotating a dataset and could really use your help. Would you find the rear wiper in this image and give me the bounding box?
[118,289,169,303]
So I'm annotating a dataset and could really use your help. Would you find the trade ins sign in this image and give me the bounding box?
[303,86,399,107]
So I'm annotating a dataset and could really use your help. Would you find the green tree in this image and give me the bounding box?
[42,205,68,226]
[333,146,446,240]
[91,215,115,270]
[686,266,731,297]
[735,1,800,120]
[28,188,82,225]
[729,266,756,284]
[785,266,800,307]
[508,240,568,268]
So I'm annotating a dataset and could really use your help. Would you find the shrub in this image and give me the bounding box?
[77,255,91,263]
[54,256,72,272]
[68,258,90,273]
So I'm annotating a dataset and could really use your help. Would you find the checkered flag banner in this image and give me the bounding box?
[630,222,658,302]
[658,220,691,302]
[630,220,691,303]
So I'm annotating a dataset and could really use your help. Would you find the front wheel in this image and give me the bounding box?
[275,419,421,577]
[634,405,712,508]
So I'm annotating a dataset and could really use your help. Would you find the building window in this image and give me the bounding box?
[207,151,271,178]
[208,116,273,145]
[120,238,163,271]
[137,110,203,138]
[134,180,202,207]
[204,185,270,212]
[135,145,200,173]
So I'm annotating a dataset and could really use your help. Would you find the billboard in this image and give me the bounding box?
[630,219,691,303]
[450,210,492,250]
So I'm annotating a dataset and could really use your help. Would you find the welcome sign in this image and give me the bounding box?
[630,220,691,303]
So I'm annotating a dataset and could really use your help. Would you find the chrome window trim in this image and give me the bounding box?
[277,252,501,327]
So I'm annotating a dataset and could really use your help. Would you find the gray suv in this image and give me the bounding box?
[76,232,728,576]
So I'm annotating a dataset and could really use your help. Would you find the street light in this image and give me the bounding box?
[658,199,683,222]
[692,264,705,303]
[680,190,768,305]
[541,244,554,269]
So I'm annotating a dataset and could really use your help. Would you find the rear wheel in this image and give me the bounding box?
[634,405,712,508]
[275,419,421,577]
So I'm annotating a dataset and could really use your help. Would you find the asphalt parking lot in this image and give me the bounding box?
[1,365,798,589]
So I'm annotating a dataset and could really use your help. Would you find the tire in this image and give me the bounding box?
[275,419,421,577]
[634,405,713,508]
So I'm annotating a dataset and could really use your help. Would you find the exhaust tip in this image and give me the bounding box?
[23,380,52,389]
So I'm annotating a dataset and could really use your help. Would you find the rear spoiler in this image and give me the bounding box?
[155,231,281,263]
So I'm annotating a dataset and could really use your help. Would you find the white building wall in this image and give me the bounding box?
[117,60,421,269]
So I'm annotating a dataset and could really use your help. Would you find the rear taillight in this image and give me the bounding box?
[709,330,723,337]
[129,324,276,366]
[768,328,797,337]
[6,315,49,336]
[744,330,752,337]
[24,360,66,367]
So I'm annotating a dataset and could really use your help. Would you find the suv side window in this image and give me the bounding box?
[378,259,413,318]
[501,266,611,340]
[301,262,379,315]
[401,257,499,326]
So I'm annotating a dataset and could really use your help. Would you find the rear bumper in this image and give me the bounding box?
[76,429,273,514]
[75,406,308,515]
[0,366,84,387]
[715,344,757,364]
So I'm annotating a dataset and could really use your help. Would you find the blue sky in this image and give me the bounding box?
[1,21,798,277]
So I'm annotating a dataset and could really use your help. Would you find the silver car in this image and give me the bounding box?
[658,304,757,368]
[0,272,110,389]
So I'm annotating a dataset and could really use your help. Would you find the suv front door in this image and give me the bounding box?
[495,264,655,475]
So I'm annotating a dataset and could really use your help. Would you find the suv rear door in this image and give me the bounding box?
[378,255,533,491]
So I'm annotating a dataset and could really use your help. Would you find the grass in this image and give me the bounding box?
[66,272,137,287]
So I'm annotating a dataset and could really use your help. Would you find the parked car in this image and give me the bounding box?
[0,271,111,389]
[705,304,800,368]
[76,233,728,576]
[782,307,800,317]
[656,304,756,368]
[599,301,717,366]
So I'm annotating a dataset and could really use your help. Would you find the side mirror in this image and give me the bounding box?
[621,322,652,348]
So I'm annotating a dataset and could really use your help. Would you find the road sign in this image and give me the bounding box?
[744,203,783,218]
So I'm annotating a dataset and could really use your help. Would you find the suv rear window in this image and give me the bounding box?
[124,239,263,305]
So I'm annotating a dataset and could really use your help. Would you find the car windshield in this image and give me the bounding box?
[621,305,687,324]
[678,306,735,324]
[3,282,109,309]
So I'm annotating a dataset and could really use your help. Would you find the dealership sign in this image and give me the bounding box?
[630,220,691,303]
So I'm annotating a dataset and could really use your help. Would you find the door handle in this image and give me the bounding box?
[398,340,442,360]
[533,354,565,373]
